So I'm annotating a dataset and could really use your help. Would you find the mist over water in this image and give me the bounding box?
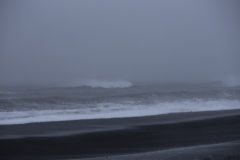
[0,0,240,86]
[0,1,240,124]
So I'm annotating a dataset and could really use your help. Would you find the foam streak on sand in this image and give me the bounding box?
[80,140,240,160]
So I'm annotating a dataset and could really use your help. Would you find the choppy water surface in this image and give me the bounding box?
[0,82,240,124]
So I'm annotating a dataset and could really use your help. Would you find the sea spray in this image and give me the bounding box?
[63,80,133,88]
[0,83,240,124]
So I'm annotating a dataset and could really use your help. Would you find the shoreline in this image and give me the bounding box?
[1,109,240,139]
[0,109,240,159]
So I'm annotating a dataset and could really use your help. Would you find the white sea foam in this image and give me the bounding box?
[83,80,133,88]
[0,100,239,125]
[64,80,133,88]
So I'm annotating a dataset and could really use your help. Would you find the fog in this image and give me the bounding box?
[0,0,240,86]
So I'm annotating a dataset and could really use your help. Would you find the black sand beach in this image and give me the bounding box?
[1,110,240,159]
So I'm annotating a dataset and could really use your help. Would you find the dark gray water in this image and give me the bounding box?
[0,81,240,124]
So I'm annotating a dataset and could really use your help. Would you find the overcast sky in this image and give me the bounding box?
[0,0,240,86]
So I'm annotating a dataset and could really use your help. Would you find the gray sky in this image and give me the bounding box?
[0,0,240,86]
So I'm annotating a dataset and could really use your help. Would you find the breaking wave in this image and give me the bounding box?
[0,99,239,125]
[64,80,133,88]
[1,84,240,125]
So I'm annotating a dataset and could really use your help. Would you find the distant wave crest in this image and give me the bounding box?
[65,80,133,88]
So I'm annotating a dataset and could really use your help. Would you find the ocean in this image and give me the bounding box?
[0,81,240,125]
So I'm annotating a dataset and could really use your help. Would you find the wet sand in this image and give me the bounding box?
[82,140,240,160]
[0,110,240,159]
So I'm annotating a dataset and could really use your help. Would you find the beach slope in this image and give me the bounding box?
[0,110,240,159]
